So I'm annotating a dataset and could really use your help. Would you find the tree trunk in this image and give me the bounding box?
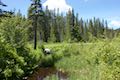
[34,15,37,49]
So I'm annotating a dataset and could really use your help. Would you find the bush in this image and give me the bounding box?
[95,40,120,80]
[0,16,43,79]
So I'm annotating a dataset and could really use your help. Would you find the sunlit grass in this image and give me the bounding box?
[43,39,120,80]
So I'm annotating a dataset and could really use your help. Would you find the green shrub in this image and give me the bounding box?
[0,16,43,79]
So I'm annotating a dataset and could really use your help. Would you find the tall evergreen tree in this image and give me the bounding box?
[40,6,51,42]
[49,9,57,42]
[70,9,76,41]
[79,18,84,41]
[104,20,108,38]
[83,22,89,42]
[30,0,43,49]
[65,9,72,42]
[89,19,94,36]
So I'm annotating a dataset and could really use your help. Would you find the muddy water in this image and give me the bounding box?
[27,67,68,80]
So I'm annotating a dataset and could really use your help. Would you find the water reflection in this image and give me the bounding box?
[27,67,68,80]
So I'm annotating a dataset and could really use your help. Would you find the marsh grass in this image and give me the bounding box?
[44,39,120,80]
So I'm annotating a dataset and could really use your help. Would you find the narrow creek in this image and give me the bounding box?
[26,67,68,80]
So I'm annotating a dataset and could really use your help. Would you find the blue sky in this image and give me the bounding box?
[1,0,120,29]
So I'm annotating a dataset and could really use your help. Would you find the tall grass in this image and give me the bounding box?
[45,38,120,80]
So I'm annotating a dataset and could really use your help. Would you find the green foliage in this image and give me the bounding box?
[0,15,43,79]
[95,39,120,80]
[0,41,43,79]
[41,55,55,67]
[0,16,29,47]
[47,40,120,80]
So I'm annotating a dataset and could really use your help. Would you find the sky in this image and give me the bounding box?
[0,0,120,29]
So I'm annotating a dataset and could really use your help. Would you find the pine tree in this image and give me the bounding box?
[83,22,89,42]
[30,0,43,49]
[104,20,108,38]
[55,9,61,42]
[70,9,76,41]
[48,10,55,42]
[93,17,97,37]
[88,19,94,36]
[58,13,65,42]
[65,9,72,42]
[42,6,51,42]
[79,18,84,41]
[49,23,56,42]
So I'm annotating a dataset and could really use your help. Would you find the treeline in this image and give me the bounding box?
[28,6,119,43]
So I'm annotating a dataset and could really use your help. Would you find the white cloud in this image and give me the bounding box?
[108,20,120,29]
[105,17,120,29]
[43,0,72,13]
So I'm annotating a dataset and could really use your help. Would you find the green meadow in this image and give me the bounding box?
[43,38,120,80]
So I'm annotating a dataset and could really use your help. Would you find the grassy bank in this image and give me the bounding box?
[44,38,120,80]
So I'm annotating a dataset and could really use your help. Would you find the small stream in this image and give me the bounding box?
[26,67,68,80]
